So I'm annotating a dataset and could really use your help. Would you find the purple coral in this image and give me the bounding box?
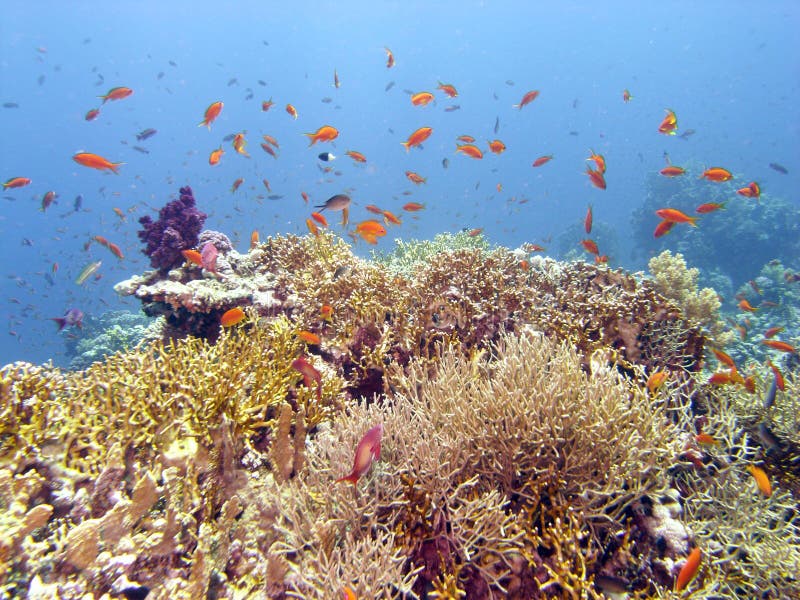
[138,186,207,270]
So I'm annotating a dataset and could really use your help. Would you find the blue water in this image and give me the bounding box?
[1,1,798,367]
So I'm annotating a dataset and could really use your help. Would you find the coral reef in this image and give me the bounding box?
[648,250,733,347]
[64,310,159,370]
[138,186,207,271]
[371,230,490,276]
[631,171,800,288]
[722,259,800,365]
[5,221,796,598]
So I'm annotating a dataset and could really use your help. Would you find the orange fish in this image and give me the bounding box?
[763,326,784,338]
[365,204,384,215]
[98,86,133,103]
[738,299,758,312]
[711,348,736,369]
[514,90,540,109]
[301,191,310,204]
[3,177,31,189]
[335,424,383,486]
[220,307,245,327]
[384,47,395,68]
[675,547,701,591]
[402,201,425,212]
[456,144,483,159]
[467,228,483,237]
[233,133,249,156]
[655,208,698,226]
[532,155,553,167]
[354,220,387,244]
[584,205,593,234]
[746,465,771,497]
[653,220,676,238]
[580,239,599,255]
[292,355,322,401]
[761,340,796,353]
[595,255,608,264]
[646,370,668,394]
[286,103,298,119]
[437,81,458,97]
[488,139,506,154]
[701,167,733,182]
[587,150,606,173]
[261,98,274,111]
[311,211,329,227]
[231,178,243,193]
[343,587,357,600]
[695,432,719,446]
[658,109,678,135]
[107,242,124,260]
[405,171,427,184]
[345,150,367,163]
[209,147,224,166]
[382,210,402,226]
[182,249,203,266]
[306,218,320,237]
[320,304,334,322]
[660,166,686,177]
[622,89,633,102]
[401,126,433,151]
[262,179,272,192]
[297,330,321,345]
[85,108,100,121]
[695,202,726,214]
[305,125,339,146]
[411,91,434,106]
[457,135,475,143]
[737,181,760,198]
[72,152,123,174]
[112,207,126,220]
[708,371,733,386]
[767,360,785,392]
[198,101,223,129]
[262,134,279,148]
[586,168,606,190]
[260,143,277,158]
[250,230,259,250]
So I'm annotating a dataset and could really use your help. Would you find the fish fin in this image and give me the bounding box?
[51,318,66,331]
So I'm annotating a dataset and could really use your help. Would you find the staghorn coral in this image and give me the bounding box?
[259,330,688,598]
[648,249,732,347]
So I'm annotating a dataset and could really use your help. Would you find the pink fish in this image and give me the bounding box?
[200,242,218,273]
[335,424,383,486]
[50,308,84,331]
[291,356,322,401]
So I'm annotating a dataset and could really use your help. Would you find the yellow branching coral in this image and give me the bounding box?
[0,315,345,477]
[648,250,732,346]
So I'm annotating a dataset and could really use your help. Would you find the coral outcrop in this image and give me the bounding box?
[138,186,207,271]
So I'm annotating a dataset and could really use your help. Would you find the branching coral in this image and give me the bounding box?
[259,330,687,598]
[648,250,732,347]
[372,231,491,277]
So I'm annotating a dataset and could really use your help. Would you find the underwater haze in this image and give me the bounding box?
[1,0,798,368]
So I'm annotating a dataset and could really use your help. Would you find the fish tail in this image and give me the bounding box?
[110,162,124,175]
[335,473,358,485]
[400,141,410,152]
[51,318,67,331]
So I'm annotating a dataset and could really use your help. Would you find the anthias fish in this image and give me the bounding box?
[336,424,384,486]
